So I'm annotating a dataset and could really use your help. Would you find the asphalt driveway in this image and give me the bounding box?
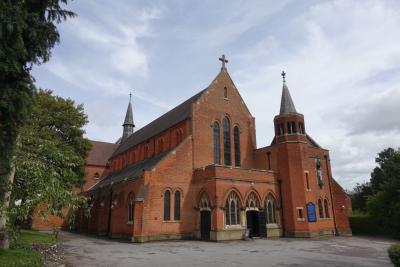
[60,231,395,267]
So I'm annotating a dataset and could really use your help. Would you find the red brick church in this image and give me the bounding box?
[75,56,352,242]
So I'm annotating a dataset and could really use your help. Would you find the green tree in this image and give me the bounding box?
[0,0,75,248]
[10,90,91,240]
[350,182,372,211]
[367,148,400,238]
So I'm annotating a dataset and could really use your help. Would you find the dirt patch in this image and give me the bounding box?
[31,243,72,267]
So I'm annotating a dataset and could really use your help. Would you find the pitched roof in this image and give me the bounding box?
[86,140,118,166]
[112,89,207,157]
[89,149,172,191]
[279,83,297,115]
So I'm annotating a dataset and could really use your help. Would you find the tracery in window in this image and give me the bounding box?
[246,192,260,210]
[225,191,240,226]
[199,193,210,210]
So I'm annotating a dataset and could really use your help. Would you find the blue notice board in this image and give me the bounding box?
[307,202,317,222]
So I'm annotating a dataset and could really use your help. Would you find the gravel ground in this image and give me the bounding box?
[60,231,395,267]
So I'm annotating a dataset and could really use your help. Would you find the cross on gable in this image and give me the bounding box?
[219,54,228,70]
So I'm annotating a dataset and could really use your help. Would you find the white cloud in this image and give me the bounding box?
[234,0,400,189]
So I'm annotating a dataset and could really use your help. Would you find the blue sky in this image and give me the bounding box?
[32,0,400,190]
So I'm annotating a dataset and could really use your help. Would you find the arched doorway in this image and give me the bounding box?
[199,194,211,241]
[245,192,260,238]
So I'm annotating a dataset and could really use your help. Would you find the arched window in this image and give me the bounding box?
[224,87,228,98]
[246,192,259,210]
[157,139,164,153]
[318,199,324,218]
[174,191,181,220]
[234,126,240,167]
[291,121,297,133]
[128,194,135,223]
[298,122,305,134]
[144,145,149,159]
[287,121,293,134]
[305,172,310,190]
[279,123,285,135]
[316,159,324,187]
[199,193,210,210]
[266,195,276,224]
[175,129,183,145]
[223,116,231,165]
[324,199,330,218]
[225,191,240,226]
[164,190,171,221]
[213,122,220,164]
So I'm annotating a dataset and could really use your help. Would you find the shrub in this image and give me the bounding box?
[388,244,400,267]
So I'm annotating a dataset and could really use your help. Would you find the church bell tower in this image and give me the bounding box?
[274,71,310,236]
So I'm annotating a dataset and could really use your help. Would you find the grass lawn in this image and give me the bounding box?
[0,229,55,267]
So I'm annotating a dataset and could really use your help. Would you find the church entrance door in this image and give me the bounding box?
[246,210,260,237]
[200,210,211,241]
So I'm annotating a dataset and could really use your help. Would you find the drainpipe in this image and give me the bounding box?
[107,188,113,237]
[325,155,338,235]
[278,178,285,237]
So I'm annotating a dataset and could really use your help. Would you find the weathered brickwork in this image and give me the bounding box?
[70,68,351,241]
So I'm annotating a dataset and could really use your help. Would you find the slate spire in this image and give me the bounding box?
[279,71,297,115]
[122,92,135,142]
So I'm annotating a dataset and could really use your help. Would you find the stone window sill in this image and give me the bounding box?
[127,221,133,225]
[297,218,305,222]
[163,220,181,223]
[224,225,243,230]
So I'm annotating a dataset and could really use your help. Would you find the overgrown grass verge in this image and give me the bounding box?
[0,229,55,267]
[0,248,42,267]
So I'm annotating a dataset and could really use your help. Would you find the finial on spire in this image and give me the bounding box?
[219,54,228,71]
[281,70,286,84]
[129,92,132,102]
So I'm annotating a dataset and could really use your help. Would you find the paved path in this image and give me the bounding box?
[60,231,395,267]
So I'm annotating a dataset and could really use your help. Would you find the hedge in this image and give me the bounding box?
[349,211,383,236]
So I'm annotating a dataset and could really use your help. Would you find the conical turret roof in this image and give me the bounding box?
[279,71,297,115]
[123,101,134,126]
